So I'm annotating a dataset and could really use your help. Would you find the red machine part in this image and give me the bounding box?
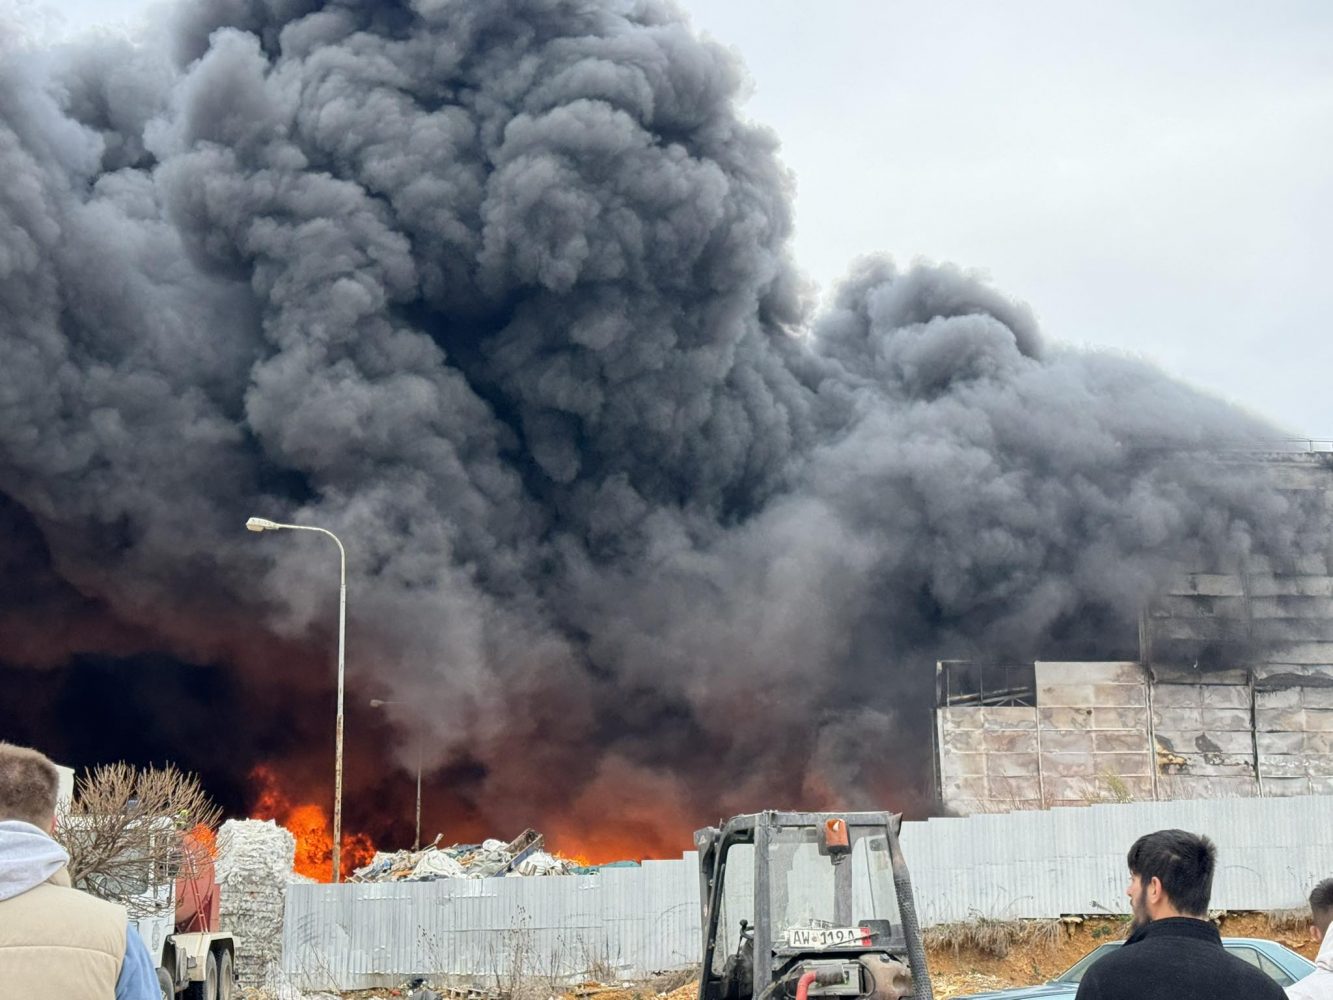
[175,831,220,933]
[796,964,861,1000]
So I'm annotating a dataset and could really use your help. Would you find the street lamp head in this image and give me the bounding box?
[246,517,280,532]
[369,699,387,708]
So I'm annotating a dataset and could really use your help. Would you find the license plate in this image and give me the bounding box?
[785,926,867,949]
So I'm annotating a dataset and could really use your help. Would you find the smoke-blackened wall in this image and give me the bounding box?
[1,0,1325,850]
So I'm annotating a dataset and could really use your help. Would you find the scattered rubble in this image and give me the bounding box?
[218,818,298,989]
[350,829,634,883]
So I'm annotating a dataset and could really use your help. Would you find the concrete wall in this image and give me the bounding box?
[937,452,1333,814]
[1151,673,1257,800]
[935,704,1042,813]
[936,662,1156,813]
[1255,665,1333,796]
[1143,453,1333,800]
[1036,661,1154,807]
[938,661,1333,813]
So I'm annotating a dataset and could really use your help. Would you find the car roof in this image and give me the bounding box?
[1222,937,1289,946]
[1076,936,1298,947]
[955,936,1313,1000]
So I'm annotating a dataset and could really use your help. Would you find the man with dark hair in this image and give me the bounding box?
[1075,828,1285,1000]
[1287,878,1333,999]
[0,742,159,999]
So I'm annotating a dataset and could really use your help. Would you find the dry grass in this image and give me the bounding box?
[655,982,697,1000]
[924,918,1064,959]
[932,970,1012,998]
[1098,769,1134,804]
[645,969,699,995]
[1264,908,1313,934]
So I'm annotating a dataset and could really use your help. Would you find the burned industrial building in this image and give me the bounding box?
[2,0,1330,853]
[935,448,1333,813]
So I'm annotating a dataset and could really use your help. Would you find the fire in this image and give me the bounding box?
[547,829,656,866]
[249,765,376,881]
[185,823,217,859]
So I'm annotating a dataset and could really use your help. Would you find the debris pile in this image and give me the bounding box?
[217,819,297,989]
[350,828,624,883]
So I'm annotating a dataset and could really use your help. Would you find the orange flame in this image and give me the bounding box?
[184,823,218,859]
[547,830,653,866]
[249,765,375,881]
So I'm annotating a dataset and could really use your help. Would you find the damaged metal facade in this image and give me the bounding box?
[936,450,1333,814]
[936,660,1333,813]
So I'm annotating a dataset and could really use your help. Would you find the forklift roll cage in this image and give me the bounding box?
[695,810,925,1000]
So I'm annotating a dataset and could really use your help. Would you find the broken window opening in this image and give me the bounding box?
[937,661,1037,708]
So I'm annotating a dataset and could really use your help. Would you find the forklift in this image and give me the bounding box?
[695,812,933,1000]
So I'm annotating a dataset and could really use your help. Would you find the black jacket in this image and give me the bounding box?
[1074,917,1286,1000]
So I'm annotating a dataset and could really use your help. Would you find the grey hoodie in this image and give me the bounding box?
[0,819,70,901]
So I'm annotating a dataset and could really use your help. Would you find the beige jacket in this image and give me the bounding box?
[0,828,127,999]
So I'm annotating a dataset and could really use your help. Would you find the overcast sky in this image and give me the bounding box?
[5,0,1331,436]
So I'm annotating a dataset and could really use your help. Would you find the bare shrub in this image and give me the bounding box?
[485,908,541,1000]
[1265,908,1312,934]
[578,936,618,984]
[923,918,1064,959]
[54,761,222,917]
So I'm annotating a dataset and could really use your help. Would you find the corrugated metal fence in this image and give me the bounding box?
[282,860,702,991]
[900,795,1333,927]
[283,795,1333,989]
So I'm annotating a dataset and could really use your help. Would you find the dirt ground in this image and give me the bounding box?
[927,912,1317,998]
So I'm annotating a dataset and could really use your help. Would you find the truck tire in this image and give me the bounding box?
[184,951,218,1000]
[157,967,174,999]
[217,950,234,1000]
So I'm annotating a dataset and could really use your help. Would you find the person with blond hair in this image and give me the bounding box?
[0,741,159,998]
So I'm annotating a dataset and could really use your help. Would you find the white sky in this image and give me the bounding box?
[5,0,1332,436]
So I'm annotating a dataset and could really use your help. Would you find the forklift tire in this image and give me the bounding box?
[184,951,218,1000]
[158,967,174,999]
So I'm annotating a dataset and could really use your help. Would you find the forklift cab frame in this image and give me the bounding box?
[695,811,929,1000]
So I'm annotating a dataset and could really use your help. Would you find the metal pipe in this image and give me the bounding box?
[246,518,348,884]
[334,554,345,883]
[414,736,422,850]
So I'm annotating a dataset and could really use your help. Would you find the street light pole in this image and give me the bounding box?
[369,698,422,850]
[247,516,348,883]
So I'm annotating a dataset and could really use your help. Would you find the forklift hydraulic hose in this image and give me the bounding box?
[795,965,848,1000]
[888,833,934,1000]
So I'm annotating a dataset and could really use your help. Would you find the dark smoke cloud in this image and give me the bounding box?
[1,0,1324,849]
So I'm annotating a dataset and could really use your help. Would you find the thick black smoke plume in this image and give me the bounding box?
[1,0,1324,850]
